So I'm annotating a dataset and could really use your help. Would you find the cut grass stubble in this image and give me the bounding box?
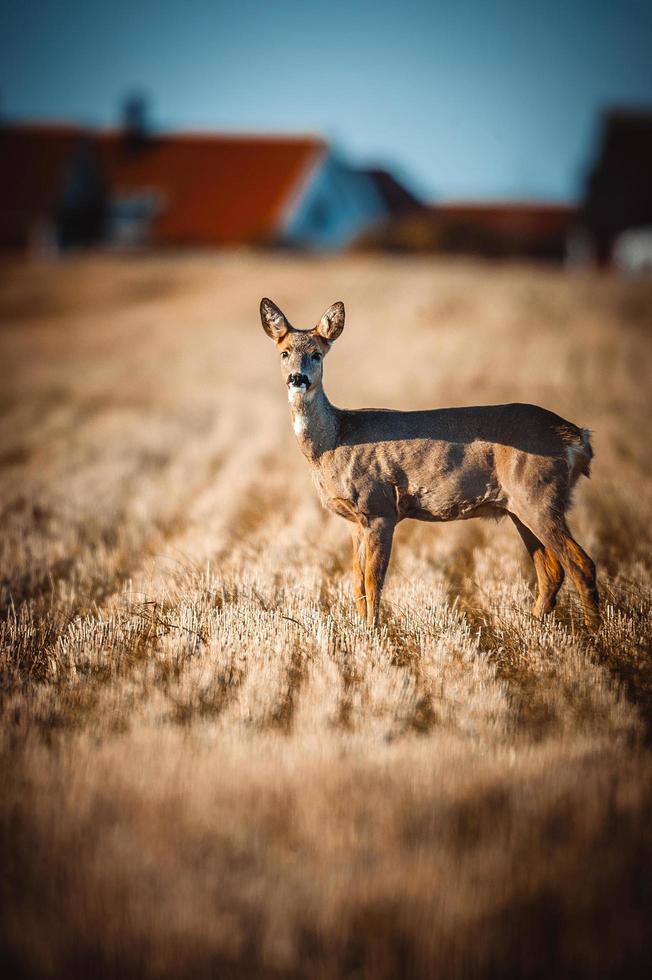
[1,253,651,978]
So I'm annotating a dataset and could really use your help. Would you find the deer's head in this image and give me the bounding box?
[260,298,345,400]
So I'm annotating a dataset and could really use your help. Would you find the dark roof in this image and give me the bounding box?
[362,168,422,215]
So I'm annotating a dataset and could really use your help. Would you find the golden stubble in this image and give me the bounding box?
[0,253,651,978]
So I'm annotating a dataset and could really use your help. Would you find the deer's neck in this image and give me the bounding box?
[288,384,339,460]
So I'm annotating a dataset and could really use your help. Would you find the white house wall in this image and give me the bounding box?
[281,152,387,249]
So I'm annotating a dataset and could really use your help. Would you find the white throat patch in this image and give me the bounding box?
[287,385,307,403]
[288,385,314,437]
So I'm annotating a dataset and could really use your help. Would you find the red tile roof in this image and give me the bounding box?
[98,131,324,245]
[356,200,577,256]
[431,201,577,239]
[0,124,325,248]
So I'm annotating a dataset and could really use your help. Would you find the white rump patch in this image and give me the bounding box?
[566,443,588,478]
[566,445,580,470]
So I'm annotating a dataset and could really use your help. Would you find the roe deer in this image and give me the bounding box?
[260,298,600,631]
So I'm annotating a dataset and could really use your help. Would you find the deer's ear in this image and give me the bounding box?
[260,298,290,341]
[315,301,345,343]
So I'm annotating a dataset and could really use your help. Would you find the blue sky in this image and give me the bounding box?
[1,0,651,201]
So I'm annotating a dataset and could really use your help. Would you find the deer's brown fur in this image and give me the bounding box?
[260,298,600,631]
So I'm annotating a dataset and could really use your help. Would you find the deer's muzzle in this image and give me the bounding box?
[287,373,310,390]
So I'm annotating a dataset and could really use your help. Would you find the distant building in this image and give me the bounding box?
[4,118,594,261]
[356,201,577,259]
[0,122,397,252]
[0,123,89,251]
[578,109,652,265]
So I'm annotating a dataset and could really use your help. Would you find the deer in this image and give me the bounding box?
[260,298,600,632]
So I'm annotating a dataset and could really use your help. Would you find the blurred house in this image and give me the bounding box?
[0,121,393,251]
[575,109,652,268]
[356,201,577,259]
[0,123,101,251]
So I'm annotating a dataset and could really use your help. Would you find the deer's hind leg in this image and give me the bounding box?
[509,514,565,619]
[517,513,600,632]
[351,523,368,620]
[555,527,600,633]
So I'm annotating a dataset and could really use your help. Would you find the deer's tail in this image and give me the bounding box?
[567,427,593,482]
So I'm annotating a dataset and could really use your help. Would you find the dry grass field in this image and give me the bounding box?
[1,252,651,979]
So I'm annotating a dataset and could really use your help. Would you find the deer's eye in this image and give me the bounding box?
[281,351,289,360]
[311,352,322,362]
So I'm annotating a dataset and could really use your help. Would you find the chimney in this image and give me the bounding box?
[122,93,150,150]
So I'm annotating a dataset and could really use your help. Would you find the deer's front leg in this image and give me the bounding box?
[363,517,395,627]
[351,523,367,620]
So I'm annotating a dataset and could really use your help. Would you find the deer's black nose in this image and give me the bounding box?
[287,373,310,388]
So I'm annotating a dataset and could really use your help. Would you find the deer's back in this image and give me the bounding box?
[338,403,582,454]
